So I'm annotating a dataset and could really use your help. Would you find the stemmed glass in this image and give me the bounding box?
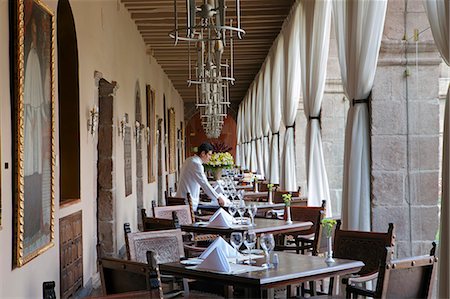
[259,233,275,268]
[237,202,247,225]
[248,203,258,226]
[230,232,243,264]
[243,231,257,264]
[228,203,237,219]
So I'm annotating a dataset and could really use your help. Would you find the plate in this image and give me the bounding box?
[241,249,264,255]
[180,258,203,265]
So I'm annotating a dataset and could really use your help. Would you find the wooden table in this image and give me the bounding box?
[243,191,268,201]
[180,218,312,237]
[160,251,364,298]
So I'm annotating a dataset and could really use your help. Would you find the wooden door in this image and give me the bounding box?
[60,211,83,298]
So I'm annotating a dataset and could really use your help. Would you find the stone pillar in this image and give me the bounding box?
[371,31,441,257]
[97,78,117,256]
[135,81,144,230]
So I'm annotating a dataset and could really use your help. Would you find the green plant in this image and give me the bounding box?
[282,193,292,207]
[321,218,337,238]
[204,152,234,169]
[267,183,274,192]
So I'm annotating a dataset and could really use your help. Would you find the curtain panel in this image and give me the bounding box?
[333,0,387,231]
[235,106,242,167]
[423,0,449,297]
[262,58,272,177]
[299,0,332,216]
[281,4,301,191]
[250,83,258,173]
[255,73,265,176]
[269,36,285,185]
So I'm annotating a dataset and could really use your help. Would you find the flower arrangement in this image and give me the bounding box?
[282,193,292,207]
[205,152,234,169]
[321,218,337,238]
[267,183,274,192]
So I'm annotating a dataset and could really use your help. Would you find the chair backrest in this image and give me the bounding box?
[141,208,180,231]
[273,189,301,203]
[375,243,437,299]
[165,193,195,221]
[333,220,395,277]
[153,204,193,225]
[288,200,326,255]
[126,228,185,264]
[98,250,163,298]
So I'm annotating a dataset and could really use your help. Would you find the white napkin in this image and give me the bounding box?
[199,236,241,259]
[196,247,231,273]
[208,208,234,228]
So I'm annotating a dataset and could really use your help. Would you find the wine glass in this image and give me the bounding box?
[228,204,237,218]
[259,233,275,268]
[248,203,258,226]
[230,232,243,264]
[237,203,247,224]
[243,231,257,264]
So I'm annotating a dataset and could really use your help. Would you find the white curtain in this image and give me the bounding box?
[333,0,387,230]
[235,106,242,167]
[255,74,265,176]
[423,1,449,297]
[299,0,332,215]
[250,84,258,173]
[262,57,272,177]
[269,36,284,185]
[281,5,301,191]
[244,95,252,170]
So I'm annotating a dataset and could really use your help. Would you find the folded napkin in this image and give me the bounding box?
[196,247,231,273]
[208,208,234,228]
[199,236,241,259]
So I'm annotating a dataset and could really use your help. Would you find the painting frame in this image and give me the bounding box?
[11,0,56,267]
[146,85,156,183]
[168,108,176,174]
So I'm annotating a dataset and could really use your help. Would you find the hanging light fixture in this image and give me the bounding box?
[170,0,244,137]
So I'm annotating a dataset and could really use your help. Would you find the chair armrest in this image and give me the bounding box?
[342,272,379,285]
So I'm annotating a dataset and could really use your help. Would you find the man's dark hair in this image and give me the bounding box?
[197,142,214,155]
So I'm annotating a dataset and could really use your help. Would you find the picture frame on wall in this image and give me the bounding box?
[10,0,56,267]
[146,85,156,183]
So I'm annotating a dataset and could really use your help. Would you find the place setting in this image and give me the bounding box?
[180,233,276,275]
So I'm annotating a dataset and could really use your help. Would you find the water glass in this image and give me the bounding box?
[259,233,275,268]
[230,232,243,264]
[237,204,247,224]
[243,231,257,264]
[248,203,258,226]
[228,204,237,218]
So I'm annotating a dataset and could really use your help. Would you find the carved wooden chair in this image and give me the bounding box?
[346,242,437,299]
[98,247,163,299]
[276,200,326,255]
[124,228,188,297]
[141,208,180,232]
[331,220,395,295]
[273,188,302,203]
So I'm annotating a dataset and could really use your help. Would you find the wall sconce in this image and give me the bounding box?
[118,113,129,139]
[87,105,99,136]
[134,120,143,144]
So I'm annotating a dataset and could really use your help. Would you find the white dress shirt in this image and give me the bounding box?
[176,156,221,211]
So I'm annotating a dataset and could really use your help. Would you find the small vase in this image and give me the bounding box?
[285,206,292,224]
[254,181,259,192]
[268,191,273,204]
[325,236,335,263]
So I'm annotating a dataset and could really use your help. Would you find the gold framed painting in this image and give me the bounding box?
[11,0,56,267]
[146,85,156,183]
[168,108,176,174]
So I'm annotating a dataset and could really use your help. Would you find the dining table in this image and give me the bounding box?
[180,217,313,238]
[159,251,364,298]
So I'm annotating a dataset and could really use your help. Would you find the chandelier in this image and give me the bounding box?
[170,0,244,138]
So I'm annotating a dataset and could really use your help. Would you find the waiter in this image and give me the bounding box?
[176,142,228,211]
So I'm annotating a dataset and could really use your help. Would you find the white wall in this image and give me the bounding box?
[0,0,184,297]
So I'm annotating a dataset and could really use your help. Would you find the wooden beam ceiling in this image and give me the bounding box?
[122,0,295,103]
